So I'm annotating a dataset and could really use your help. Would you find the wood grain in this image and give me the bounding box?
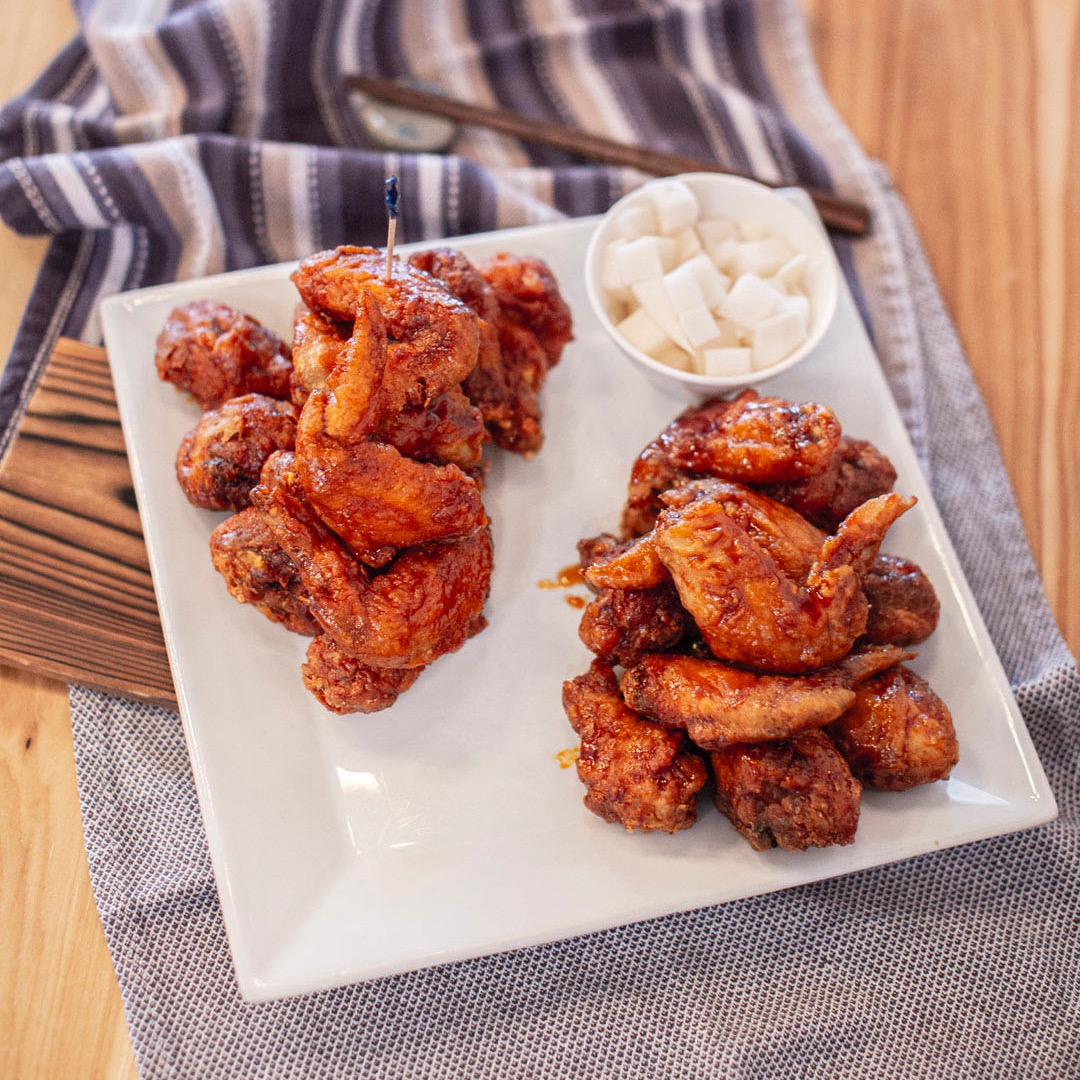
[0,3,1076,1078]
[0,338,175,706]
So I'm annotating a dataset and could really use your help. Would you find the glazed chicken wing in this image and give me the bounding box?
[620,644,907,749]
[175,393,298,511]
[563,660,706,833]
[710,729,861,851]
[828,664,958,790]
[301,636,423,714]
[209,505,318,635]
[861,553,941,646]
[155,300,293,409]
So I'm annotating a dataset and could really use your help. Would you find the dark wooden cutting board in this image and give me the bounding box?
[0,337,176,706]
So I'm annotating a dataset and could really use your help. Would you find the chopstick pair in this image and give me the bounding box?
[345,75,870,238]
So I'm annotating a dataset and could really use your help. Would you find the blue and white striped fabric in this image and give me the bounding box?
[2,2,1077,1077]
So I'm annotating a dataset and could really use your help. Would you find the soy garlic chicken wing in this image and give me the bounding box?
[621,391,842,536]
[376,387,488,473]
[652,486,914,673]
[291,245,480,410]
[563,660,706,834]
[861,553,940,646]
[292,291,486,563]
[762,436,897,532]
[828,665,958,790]
[209,506,318,635]
[621,644,907,749]
[711,730,861,852]
[252,452,492,670]
[175,393,298,511]
[155,300,292,408]
[301,636,423,714]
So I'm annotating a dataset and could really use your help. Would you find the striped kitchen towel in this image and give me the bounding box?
[2,2,1077,1077]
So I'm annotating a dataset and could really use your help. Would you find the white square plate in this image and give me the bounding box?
[101,213,1056,1002]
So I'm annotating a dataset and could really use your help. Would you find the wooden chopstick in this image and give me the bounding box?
[345,75,870,237]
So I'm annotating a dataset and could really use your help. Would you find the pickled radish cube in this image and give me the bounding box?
[615,306,673,357]
[617,236,669,285]
[778,293,811,329]
[601,239,632,304]
[709,236,740,273]
[707,319,742,348]
[719,273,785,329]
[752,305,809,368]
[613,202,658,241]
[734,237,794,278]
[775,252,808,294]
[644,178,699,235]
[696,215,737,250]
[662,262,706,313]
[682,253,730,309]
[738,218,771,240]
[674,226,703,262]
[631,279,693,351]
[678,304,721,349]
[703,346,753,378]
[654,340,695,372]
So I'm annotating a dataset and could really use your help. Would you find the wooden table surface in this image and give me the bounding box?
[1,2,1076,1076]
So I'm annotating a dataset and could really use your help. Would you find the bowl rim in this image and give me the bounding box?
[584,172,840,391]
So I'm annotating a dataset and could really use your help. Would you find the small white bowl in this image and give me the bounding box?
[584,173,839,396]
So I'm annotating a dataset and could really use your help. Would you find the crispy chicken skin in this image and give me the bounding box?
[828,665,958,790]
[710,730,862,851]
[620,644,907,750]
[155,300,293,409]
[762,436,897,531]
[652,486,914,673]
[289,305,348,407]
[563,660,707,833]
[175,393,298,511]
[862,553,941,646]
[301,636,423,714]
[252,452,492,670]
[209,506,318,635]
[621,391,843,536]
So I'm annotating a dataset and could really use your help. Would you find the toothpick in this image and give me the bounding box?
[384,175,399,282]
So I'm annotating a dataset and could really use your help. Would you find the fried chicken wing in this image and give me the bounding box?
[209,506,318,635]
[155,300,292,409]
[289,305,348,407]
[291,245,480,410]
[252,452,491,669]
[563,660,706,833]
[621,390,842,536]
[711,729,861,851]
[653,487,913,673]
[828,664,958,790]
[862,553,941,646]
[620,644,907,749]
[301,636,423,714]
[761,435,897,531]
[175,393,298,511]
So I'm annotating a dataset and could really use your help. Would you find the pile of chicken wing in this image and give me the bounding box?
[563,390,958,851]
[155,245,572,713]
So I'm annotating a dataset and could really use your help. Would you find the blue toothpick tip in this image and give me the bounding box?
[385,176,400,219]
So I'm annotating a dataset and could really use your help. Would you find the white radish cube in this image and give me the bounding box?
[644,179,699,235]
[615,305,672,357]
[601,239,632,304]
[656,236,680,272]
[662,262,706,313]
[778,293,810,330]
[738,218,771,240]
[696,215,737,250]
[734,237,794,278]
[719,273,786,329]
[775,252,808,294]
[678,304,721,349]
[752,306,810,368]
[709,236,740,273]
[613,202,658,240]
[674,227,703,262]
[682,253,730,309]
[706,319,742,348]
[631,279,693,351]
[654,340,695,372]
[617,236,668,285]
[703,346,753,378]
